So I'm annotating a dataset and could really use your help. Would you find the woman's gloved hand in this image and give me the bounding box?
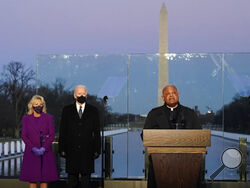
[39,147,46,155]
[32,147,46,156]
[32,147,41,156]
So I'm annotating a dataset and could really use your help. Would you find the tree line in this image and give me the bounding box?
[213,95,250,134]
[0,62,109,138]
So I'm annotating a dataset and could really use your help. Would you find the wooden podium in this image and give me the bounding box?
[143,130,211,188]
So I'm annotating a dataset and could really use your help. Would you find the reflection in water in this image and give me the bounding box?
[10,159,14,176]
[4,160,8,176]
[16,158,21,176]
[0,156,22,178]
[0,133,249,181]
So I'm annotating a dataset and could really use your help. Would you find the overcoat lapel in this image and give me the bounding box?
[81,103,89,121]
[69,103,90,121]
[70,104,80,121]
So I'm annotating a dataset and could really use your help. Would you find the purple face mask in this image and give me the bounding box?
[33,106,43,114]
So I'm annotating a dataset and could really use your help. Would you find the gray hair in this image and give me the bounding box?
[74,85,87,94]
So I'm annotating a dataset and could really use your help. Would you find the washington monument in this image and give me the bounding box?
[158,3,169,105]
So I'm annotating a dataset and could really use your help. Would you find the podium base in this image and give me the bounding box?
[152,153,203,188]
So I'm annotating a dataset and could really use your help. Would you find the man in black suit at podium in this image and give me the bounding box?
[143,84,201,188]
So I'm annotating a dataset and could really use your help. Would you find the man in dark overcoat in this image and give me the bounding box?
[59,85,101,188]
[143,85,201,188]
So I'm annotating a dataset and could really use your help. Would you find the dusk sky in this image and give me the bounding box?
[1,0,250,68]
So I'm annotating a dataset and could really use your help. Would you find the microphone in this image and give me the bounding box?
[103,96,108,105]
[169,111,178,129]
[170,110,185,129]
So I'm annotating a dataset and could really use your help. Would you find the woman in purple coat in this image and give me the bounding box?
[19,95,58,188]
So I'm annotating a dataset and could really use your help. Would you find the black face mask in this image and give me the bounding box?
[33,106,43,114]
[76,96,86,104]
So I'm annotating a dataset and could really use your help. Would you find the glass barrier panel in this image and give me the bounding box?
[112,133,128,178]
[0,53,249,182]
[36,54,129,178]
[165,53,225,180]
[128,54,159,178]
[223,53,250,180]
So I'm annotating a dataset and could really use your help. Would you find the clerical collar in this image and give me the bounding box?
[166,104,179,111]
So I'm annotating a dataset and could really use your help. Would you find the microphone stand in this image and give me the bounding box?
[101,96,108,188]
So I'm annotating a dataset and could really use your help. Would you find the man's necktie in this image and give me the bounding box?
[79,106,83,119]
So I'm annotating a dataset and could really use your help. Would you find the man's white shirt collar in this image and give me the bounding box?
[76,102,86,113]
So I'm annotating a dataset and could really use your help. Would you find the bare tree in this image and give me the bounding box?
[0,61,35,138]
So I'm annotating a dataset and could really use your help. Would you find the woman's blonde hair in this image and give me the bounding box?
[27,95,47,114]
